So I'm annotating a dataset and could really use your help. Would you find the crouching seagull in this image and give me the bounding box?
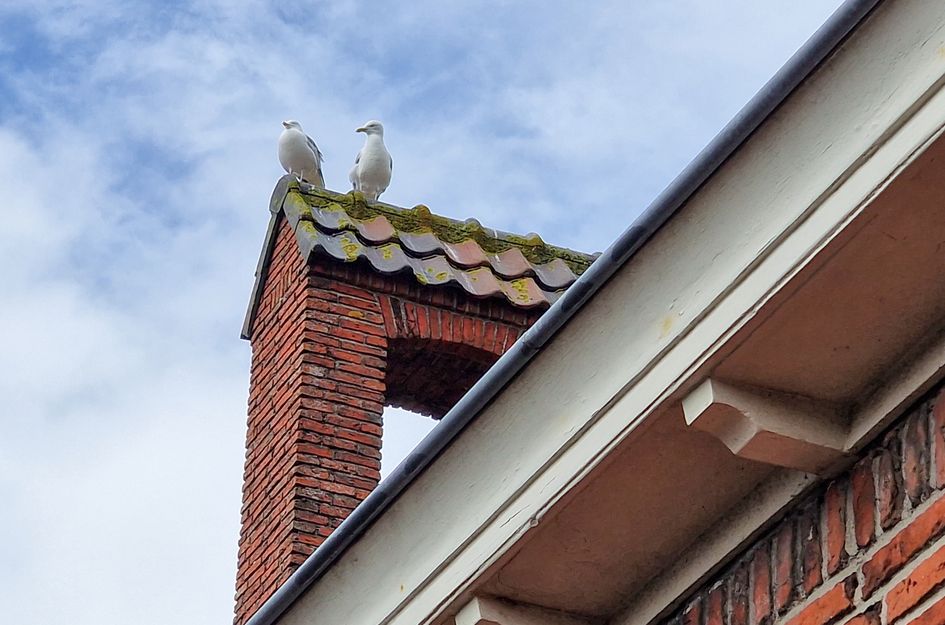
[349,120,392,201]
[278,120,325,187]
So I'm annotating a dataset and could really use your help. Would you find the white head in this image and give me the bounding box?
[356,120,384,136]
[282,120,303,131]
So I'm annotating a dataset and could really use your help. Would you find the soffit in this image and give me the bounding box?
[463,114,945,625]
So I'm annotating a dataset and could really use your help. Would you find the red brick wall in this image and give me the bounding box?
[234,218,541,624]
[659,387,945,625]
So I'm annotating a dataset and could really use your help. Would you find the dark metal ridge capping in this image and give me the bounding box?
[244,1,883,623]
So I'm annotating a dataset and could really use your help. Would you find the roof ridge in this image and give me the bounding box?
[285,191,577,292]
[292,182,598,275]
[245,176,598,312]
[288,202,579,290]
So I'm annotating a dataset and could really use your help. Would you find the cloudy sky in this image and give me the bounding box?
[0,1,845,623]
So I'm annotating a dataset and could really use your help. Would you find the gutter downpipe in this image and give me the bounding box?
[245,1,883,623]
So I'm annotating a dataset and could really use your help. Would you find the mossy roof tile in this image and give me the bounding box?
[282,178,597,308]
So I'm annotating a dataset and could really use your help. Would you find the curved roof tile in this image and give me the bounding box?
[285,180,597,308]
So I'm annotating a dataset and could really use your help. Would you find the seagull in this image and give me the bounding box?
[349,120,392,201]
[278,120,325,187]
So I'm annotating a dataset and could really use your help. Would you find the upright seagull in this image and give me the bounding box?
[278,120,325,187]
[349,120,392,201]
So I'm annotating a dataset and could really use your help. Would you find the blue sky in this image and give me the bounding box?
[0,2,843,623]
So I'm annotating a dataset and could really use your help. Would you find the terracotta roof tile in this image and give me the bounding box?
[281,179,597,308]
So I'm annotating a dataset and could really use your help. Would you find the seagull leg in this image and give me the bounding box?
[297,171,313,192]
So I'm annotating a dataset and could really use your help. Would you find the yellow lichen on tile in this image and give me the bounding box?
[339,234,361,261]
[509,278,532,302]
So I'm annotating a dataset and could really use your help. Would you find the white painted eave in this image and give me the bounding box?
[277,3,945,625]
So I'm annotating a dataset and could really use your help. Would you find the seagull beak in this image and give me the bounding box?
[282,121,291,129]
[356,126,367,133]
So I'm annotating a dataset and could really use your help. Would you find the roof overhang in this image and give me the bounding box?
[265,2,945,625]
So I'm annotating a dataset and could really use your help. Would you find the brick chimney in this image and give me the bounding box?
[234,177,594,624]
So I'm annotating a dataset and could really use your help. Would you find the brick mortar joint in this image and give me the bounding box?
[381,294,535,329]
[781,487,945,625]
[870,529,945,624]
[872,581,945,625]
[657,387,945,625]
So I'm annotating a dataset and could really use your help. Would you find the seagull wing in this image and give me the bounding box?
[349,149,362,190]
[381,155,392,194]
[305,134,324,162]
[305,134,325,185]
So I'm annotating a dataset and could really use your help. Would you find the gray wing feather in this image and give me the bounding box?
[305,133,325,185]
[305,134,323,162]
[349,149,361,190]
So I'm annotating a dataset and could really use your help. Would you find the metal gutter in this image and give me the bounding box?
[245,1,883,623]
